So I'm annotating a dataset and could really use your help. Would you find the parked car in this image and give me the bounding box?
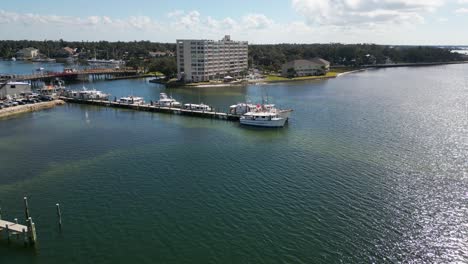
[40,95,54,101]
[15,99,26,105]
[9,101,19,106]
[3,101,12,107]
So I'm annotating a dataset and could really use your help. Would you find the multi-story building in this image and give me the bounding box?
[176,35,248,82]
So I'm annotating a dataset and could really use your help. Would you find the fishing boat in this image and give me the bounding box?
[230,102,293,118]
[155,93,181,108]
[240,110,287,128]
[184,103,212,111]
[119,96,145,105]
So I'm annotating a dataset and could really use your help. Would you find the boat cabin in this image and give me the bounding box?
[119,96,144,105]
[184,103,212,111]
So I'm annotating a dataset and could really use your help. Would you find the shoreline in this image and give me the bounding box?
[167,60,468,88]
[0,100,65,119]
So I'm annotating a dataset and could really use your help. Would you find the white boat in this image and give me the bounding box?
[155,93,181,108]
[36,67,45,71]
[231,102,293,119]
[119,96,145,105]
[184,103,212,111]
[229,103,256,115]
[65,87,109,100]
[240,111,287,128]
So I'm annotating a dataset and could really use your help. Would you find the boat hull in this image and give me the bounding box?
[240,118,287,128]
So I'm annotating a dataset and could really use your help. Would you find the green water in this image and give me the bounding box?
[0,64,467,263]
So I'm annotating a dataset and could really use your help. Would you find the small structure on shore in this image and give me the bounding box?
[223,76,234,83]
[16,47,39,60]
[0,81,31,100]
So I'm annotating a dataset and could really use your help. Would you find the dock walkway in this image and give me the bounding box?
[0,219,28,233]
[61,97,241,121]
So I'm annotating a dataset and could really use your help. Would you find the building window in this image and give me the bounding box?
[10,85,16,88]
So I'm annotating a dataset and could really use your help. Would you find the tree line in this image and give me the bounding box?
[249,44,463,71]
[0,40,463,76]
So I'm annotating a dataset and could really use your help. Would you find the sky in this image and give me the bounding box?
[1,0,468,45]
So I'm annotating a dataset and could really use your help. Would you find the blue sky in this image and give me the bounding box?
[1,0,468,44]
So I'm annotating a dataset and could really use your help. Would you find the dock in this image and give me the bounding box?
[0,197,38,246]
[60,97,241,121]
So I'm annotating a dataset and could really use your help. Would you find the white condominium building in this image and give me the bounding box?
[176,35,248,82]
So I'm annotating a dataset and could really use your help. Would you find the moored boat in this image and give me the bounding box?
[119,96,145,105]
[64,87,109,100]
[240,111,287,128]
[184,103,212,111]
[155,93,181,108]
[229,103,256,115]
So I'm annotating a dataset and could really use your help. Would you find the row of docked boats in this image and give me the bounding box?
[62,88,292,128]
[115,93,212,111]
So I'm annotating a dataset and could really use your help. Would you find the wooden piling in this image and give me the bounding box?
[24,197,30,220]
[28,217,37,245]
[22,228,27,246]
[5,224,10,243]
[56,203,62,230]
[14,218,19,239]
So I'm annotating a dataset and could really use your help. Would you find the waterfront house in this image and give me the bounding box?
[281,58,330,77]
[63,47,77,55]
[176,35,248,82]
[0,81,31,99]
[16,47,39,60]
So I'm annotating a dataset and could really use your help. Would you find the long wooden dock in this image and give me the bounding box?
[60,97,241,121]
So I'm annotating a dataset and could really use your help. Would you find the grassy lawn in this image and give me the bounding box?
[265,71,339,82]
[146,71,165,76]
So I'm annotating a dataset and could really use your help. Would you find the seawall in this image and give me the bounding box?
[0,100,65,119]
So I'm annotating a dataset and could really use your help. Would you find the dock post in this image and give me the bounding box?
[6,224,10,243]
[15,218,20,239]
[28,217,37,245]
[56,203,62,230]
[22,228,27,246]
[24,197,30,220]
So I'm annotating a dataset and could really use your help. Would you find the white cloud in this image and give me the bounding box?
[455,8,468,13]
[291,0,443,26]
[241,14,274,30]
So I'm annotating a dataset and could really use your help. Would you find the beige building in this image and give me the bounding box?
[281,58,330,77]
[176,35,248,82]
[0,82,31,99]
[16,47,39,60]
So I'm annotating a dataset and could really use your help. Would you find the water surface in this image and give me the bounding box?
[0,63,467,263]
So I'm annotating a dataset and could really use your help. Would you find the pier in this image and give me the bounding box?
[2,68,141,88]
[61,97,241,121]
[0,197,38,246]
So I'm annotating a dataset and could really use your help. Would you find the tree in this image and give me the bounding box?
[286,68,296,78]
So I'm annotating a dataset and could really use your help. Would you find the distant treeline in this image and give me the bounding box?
[0,40,175,60]
[0,40,463,74]
[249,44,463,71]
